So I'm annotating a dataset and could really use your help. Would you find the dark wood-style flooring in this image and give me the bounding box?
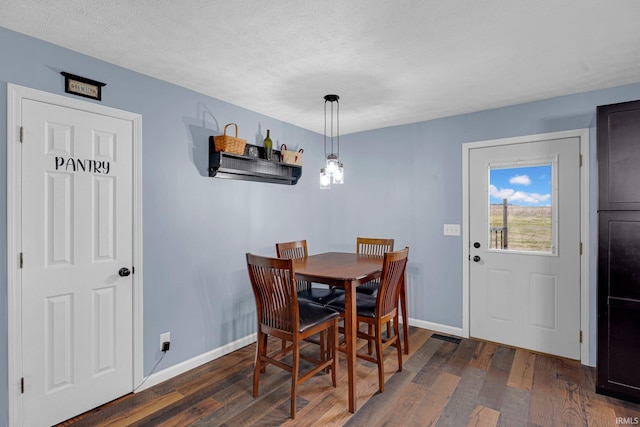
[59,327,640,426]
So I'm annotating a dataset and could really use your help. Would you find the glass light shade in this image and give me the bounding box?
[320,168,331,189]
[333,163,344,184]
[326,154,339,174]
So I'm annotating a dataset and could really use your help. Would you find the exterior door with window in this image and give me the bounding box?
[469,137,581,359]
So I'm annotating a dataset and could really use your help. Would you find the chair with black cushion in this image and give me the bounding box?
[246,253,339,419]
[356,237,410,354]
[276,240,344,355]
[328,247,409,393]
[276,240,344,305]
[356,237,394,353]
[355,237,394,296]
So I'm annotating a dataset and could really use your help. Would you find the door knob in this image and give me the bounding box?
[119,267,131,277]
[473,242,481,248]
[473,256,481,262]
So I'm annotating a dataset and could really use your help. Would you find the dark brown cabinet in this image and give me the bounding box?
[597,100,640,403]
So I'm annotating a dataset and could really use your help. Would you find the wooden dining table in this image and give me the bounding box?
[293,252,409,413]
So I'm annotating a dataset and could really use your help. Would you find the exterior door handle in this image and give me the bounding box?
[119,267,131,277]
[473,256,481,262]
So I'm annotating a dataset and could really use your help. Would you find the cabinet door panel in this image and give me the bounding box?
[601,214,640,300]
[598,298,640,401]
[597,212,640,403]
[598,100,640,210]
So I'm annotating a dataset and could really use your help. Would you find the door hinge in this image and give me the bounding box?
[19,252,23,269]
[20,126,24,143]
[580,330,583,343]
[21,377,24,394]
[579,154,582,167]
[579,242,583,255]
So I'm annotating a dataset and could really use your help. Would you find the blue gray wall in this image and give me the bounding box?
[3,25,640,425]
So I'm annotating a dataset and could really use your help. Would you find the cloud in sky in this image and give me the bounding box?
[489,184,551,204]
[509,175,531,185]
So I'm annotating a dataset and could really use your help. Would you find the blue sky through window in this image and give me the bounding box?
[489,165,552,207]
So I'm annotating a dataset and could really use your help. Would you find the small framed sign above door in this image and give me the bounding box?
[60,71,106,100]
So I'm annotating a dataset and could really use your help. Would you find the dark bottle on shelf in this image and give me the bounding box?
[264,130,273,160]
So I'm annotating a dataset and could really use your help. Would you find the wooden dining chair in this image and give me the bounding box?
[355,237,395,296]
[356,237,410,354]
[327,247,409,393]
[246,253,339,419]
[356,237,400,354]
[276,240,344,305]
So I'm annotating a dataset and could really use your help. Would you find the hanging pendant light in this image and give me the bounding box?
[320,94,344,189]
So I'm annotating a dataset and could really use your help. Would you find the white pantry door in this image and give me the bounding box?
[21,99,134,426]
[469,136,581,359]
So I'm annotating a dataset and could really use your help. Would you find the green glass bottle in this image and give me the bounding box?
[264,129,273,160]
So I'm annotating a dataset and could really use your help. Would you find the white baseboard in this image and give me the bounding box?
[136,319,463,392]
[407,318,464,338]
[136,333,257,392]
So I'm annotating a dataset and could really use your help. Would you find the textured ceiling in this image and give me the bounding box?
[2,0,640,135]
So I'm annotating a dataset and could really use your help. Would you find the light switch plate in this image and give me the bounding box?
[444,224,460,236]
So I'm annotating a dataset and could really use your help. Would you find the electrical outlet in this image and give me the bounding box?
[443,224,461,236]
[160,332,170,351]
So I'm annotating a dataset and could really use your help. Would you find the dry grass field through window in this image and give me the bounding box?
[490,204,552,252]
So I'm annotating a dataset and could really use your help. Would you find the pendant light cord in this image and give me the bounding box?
[336,99,339,158]
[324,99,328,159]
[324,96,340,158]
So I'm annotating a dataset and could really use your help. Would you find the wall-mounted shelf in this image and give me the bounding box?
[208,137,302,185]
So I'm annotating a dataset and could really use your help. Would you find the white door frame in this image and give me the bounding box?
[6,83,144,426]
[462,128,590,365]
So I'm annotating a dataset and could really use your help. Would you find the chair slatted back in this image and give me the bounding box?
[356,237,394,257]
[376,247,409,318]
[276,240,311,294]
[246,254,298,334]
[276,240,308,259]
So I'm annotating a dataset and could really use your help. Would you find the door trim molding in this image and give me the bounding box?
[6,83,144,425]
[462,128,590,365]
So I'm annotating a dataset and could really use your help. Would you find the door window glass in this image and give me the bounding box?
[488,162,555,254]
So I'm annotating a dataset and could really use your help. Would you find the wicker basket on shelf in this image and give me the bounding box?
[280,144,304,166]
[213,123,246,155]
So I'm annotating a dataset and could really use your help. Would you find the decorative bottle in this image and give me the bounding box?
[264,130,273,160]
